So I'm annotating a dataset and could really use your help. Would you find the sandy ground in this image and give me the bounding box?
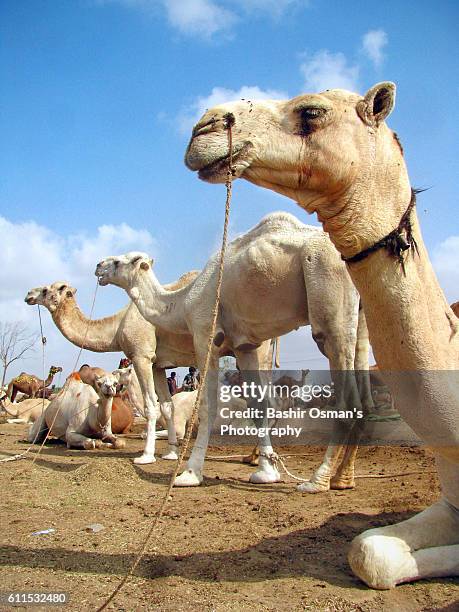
[0,421,458,612]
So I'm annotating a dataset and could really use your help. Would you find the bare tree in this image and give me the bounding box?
[0,322,39,386]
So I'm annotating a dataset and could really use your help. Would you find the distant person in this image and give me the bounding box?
[167,371,178,396]
[182,367,199,392]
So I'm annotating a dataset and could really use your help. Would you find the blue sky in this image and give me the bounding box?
[1,0,458,379]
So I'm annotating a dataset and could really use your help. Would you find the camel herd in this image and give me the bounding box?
[2,82,458,590]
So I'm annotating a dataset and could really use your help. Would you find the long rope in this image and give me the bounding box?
[96,115,235,612]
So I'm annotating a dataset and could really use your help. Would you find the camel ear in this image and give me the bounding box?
[358,82,396,127]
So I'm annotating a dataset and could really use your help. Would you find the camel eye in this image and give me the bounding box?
[301,107,326,119]
[297,106,327,136]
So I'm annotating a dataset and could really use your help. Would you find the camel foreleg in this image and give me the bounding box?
[132,357,160,464]
[174,344,219,487]
[349,498,459,589]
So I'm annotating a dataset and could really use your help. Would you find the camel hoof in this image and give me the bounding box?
[174,469,202,487]
[162,451,179,461]
[83,439,96,450]
[330,476,355,490]
[133,454,156,464]
[348,534,399,589]
[297,480,330,494]
[249,468,281,484]
[112,438,126,450]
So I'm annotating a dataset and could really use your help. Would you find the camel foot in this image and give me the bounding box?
[174,468,202,487]
[162,450,179,460]
[330,475,355,490]
[111,438,126,450]
[297,480,330,494]
[249,459,281,484]
[133,453,156,464]
[83,439,96,450]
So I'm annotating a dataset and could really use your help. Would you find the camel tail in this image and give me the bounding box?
[28,413,48,444]
[6,382,14,401]
[274,337,280,369]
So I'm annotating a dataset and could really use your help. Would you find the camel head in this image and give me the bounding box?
[93,372,120,399]
[112,365,133,392]
[95,252,153,290]
[25,282,77,313]
[185,83,411,256]
[49,366,63,376]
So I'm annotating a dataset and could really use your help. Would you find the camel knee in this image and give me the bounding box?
[348,531,416,590]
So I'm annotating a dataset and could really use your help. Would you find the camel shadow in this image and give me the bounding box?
[132,464,295,494]
[2,511,457,592]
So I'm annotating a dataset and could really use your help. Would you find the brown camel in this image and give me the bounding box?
[7,365,62,402]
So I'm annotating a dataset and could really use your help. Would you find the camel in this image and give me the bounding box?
[0,396,50,424]
[7,366,62,402]
[184,83,459,587]
[25,273,199,464]
[77,364,134,434]
[95,213,373,491]
[29,371,126,449]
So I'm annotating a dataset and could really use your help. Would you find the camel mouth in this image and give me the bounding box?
[194,143,253,183]
[97,276,109,286]
[25,297,37,305]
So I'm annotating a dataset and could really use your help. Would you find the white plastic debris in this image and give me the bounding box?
[31,528,56,536]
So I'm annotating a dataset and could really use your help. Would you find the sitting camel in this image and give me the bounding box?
[184,83,459,586]
[29,371,125,450]
[77,364,134,434]
[0,396,50,424]
[95,212,373,492]
[7,366,62,402]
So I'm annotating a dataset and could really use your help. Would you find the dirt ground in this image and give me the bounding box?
[0,421,457,612]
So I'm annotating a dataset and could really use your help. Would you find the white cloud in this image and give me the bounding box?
[362,29,388,68]
[300,50,359,92]
[0,216,156,379]
[233,0,303,19]
[97,0,303,38]
[164,0,236,38]
[432,235,459,302]
[178,84,287,134]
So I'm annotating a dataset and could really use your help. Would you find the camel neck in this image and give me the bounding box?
[53,297,123,353]
[97,394,113,430]
[127,269,190,334]
[342,212,457,371]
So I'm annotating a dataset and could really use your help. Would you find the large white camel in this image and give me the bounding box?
[184,83,459,587]
[25,273,198,464]
[95,212,373,491]
[29,371,125,449]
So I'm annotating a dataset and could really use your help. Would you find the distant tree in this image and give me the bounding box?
[0,322,39,386]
